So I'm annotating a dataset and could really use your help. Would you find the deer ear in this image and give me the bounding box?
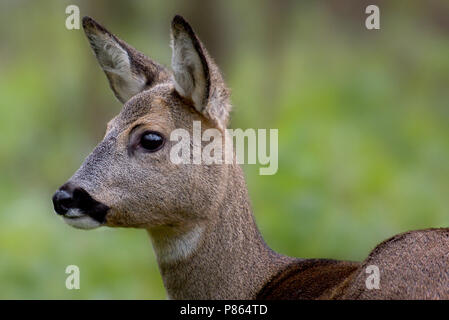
[170,15,231,129]
[82,16,169,103]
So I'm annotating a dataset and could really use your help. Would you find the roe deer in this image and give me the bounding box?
[52,15,449,299]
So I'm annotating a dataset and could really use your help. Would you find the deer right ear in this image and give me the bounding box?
[170,15,231,129]
[82,17,169,103]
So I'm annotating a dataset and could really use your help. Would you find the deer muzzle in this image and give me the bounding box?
[52,182,109,229]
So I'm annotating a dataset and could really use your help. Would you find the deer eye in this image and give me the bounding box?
[139,131,165,152]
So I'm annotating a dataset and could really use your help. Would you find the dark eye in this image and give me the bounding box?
[139,131,165,152]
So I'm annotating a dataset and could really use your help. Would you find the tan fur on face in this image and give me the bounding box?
[75,82,226,232]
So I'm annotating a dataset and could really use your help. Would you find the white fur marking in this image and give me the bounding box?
[151,226,204,264]
[63,209,102,230]
[64,208,84,218]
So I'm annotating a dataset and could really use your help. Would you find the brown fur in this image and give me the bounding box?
[56,15,449,300]
[256,259,360,299]
[336,228,449,299]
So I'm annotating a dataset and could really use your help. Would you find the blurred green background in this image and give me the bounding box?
[0,0,448,299]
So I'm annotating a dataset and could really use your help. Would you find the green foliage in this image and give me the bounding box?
[0,0,448,299]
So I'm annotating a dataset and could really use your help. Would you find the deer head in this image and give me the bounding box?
[52,16,232,231]
[53,15,296,300]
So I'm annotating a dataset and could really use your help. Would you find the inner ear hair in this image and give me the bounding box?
[83,17,130,75]
[82,16,169,103]
[170,15,231,130]
[171,15,211,112]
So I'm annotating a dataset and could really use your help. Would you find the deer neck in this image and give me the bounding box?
[147,164,295,299]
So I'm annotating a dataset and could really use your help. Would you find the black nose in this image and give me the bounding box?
[52,183,109,223]
[52,189,73,215]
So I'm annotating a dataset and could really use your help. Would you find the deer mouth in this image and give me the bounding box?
[62,205,109,229]
[52,184,110,229]
[62,209,105,230]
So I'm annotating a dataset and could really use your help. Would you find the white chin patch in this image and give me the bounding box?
[62,209,102,230]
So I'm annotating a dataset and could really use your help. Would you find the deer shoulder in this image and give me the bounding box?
[335,228,449,299]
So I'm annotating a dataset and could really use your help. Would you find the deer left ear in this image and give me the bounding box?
[170,15,231,129]
[82,16,169,104]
